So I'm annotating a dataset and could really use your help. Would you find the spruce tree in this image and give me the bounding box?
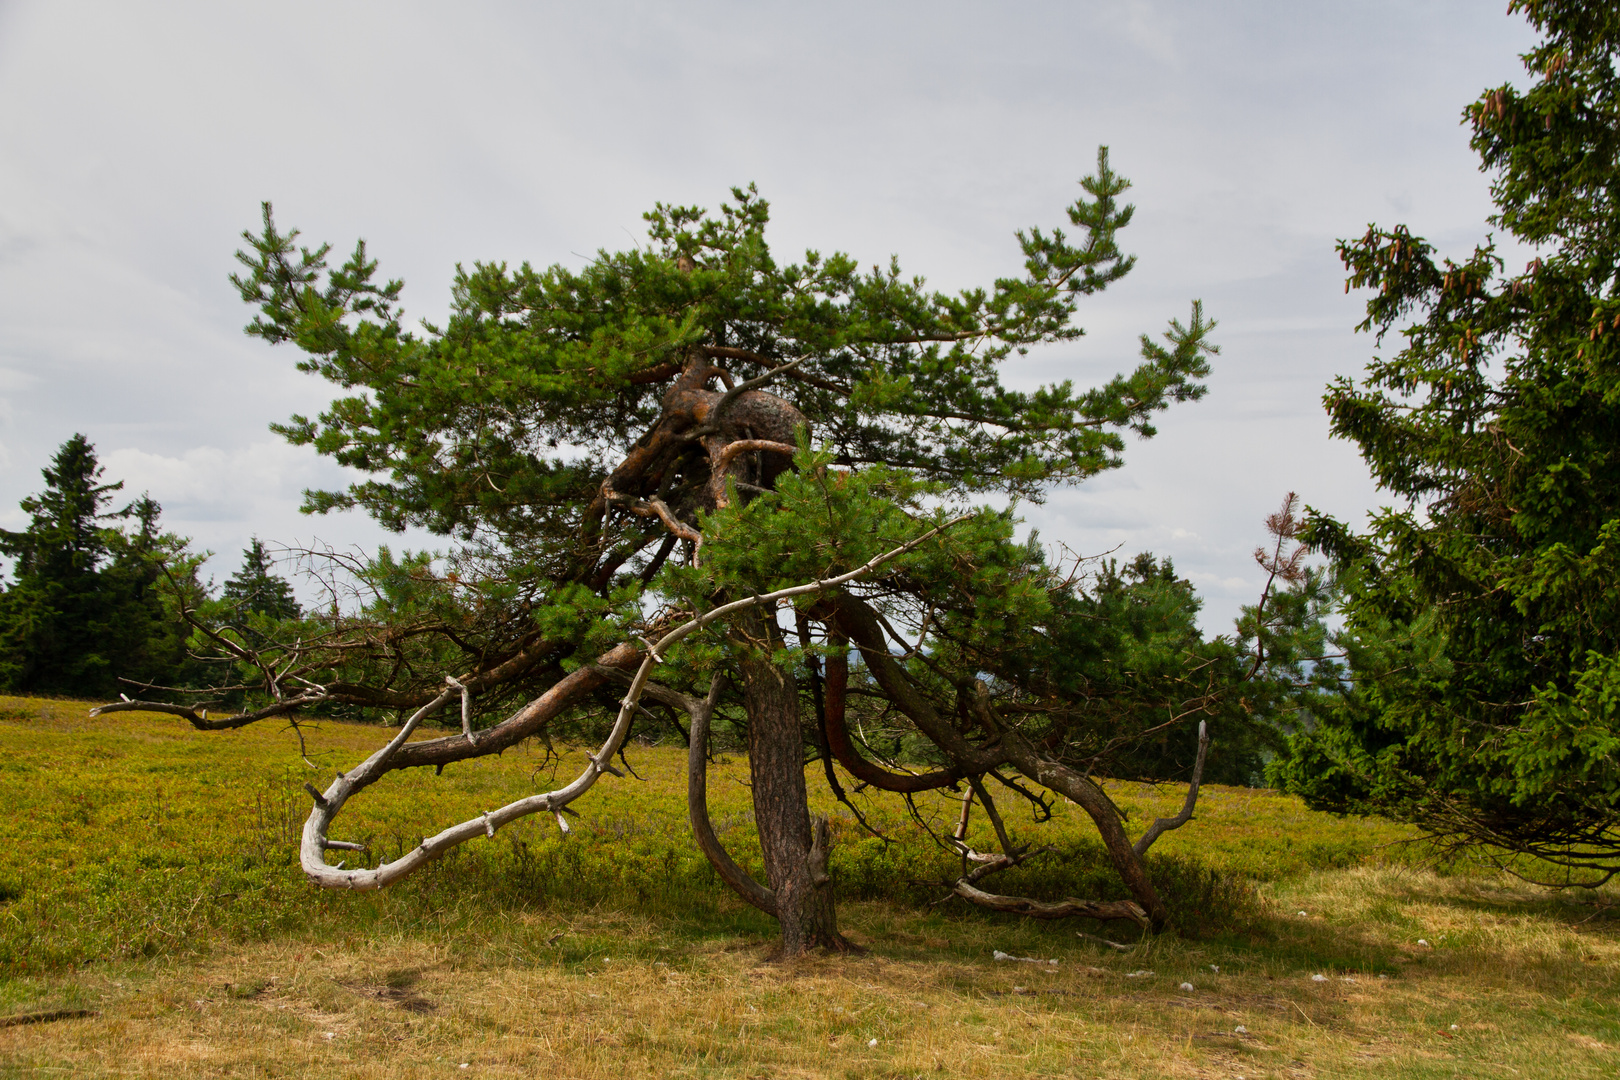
[221,539,301,621]
[0,435,126,694]
[1274,0,1620,883]
[0,438,196,696]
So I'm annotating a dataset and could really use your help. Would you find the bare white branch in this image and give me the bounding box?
[296,515,971,891]
[1133,720,1210,856]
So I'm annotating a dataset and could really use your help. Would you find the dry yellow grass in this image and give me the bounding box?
[1,698,1617,1078]
[3,872,1619,1079]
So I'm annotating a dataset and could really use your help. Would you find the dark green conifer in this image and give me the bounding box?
[1274,0,1620,883]
[221,539,301,621]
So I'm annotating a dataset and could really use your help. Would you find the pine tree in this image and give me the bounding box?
[108,151,1293,946]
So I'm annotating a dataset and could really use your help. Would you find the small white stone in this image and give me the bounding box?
[868,1038,878,1048]
[1417,939,1431,947]
[1298,910,1308,916]
[1234,1025,1248,1034]
[1311,974,1327,982]
[1450,1024,1459,1031]
[1179,982,1195,992]
[322,1032,335,1040]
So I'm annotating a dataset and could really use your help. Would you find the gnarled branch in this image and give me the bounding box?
[1133,719,1210,856]
[295,515,972,891]
[686,674,776,914]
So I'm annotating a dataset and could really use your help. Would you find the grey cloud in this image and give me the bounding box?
[0,0,1540,624]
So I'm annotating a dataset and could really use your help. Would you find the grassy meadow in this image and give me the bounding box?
[0,695,1616,1078]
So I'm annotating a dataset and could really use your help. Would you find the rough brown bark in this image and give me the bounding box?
[737,610,850,955]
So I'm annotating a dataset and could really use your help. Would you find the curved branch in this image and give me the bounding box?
[687,675,777,914]
[589,667,776,911]
[951,877,1150,925]
[821,646,961,793]
[823,592,1008,774]
[300,650,653,889]
[602,482,702,544]
[1133,719,1210,856]
[689,358,809,437]
[90,698,310,730]
[700,345,851,395]
[709,438,798,476]
[296,516,974,891]
[824,590,1169,927]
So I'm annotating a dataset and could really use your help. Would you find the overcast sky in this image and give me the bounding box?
[0,1,1539,629]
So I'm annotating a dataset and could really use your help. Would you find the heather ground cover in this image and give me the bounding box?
[1,697,1615,1078]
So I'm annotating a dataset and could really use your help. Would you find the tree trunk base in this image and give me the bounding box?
[766,934,865,960]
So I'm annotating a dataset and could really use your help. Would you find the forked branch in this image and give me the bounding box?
[297,515,972,891]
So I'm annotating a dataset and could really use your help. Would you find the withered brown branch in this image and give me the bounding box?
[90,697,314,731]
[949,873,1151,926]
[939,842,1149,929]
[601,483,703,545]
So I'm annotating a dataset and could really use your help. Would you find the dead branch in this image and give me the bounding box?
[0,1009,100,1029]
[1133,719,1210,856]
[446,675,474,744]
[296,515,973,891]
[951,877,1150,925]
[89,698,310,730]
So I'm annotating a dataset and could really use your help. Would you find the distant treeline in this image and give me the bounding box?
[0,434,300,699]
